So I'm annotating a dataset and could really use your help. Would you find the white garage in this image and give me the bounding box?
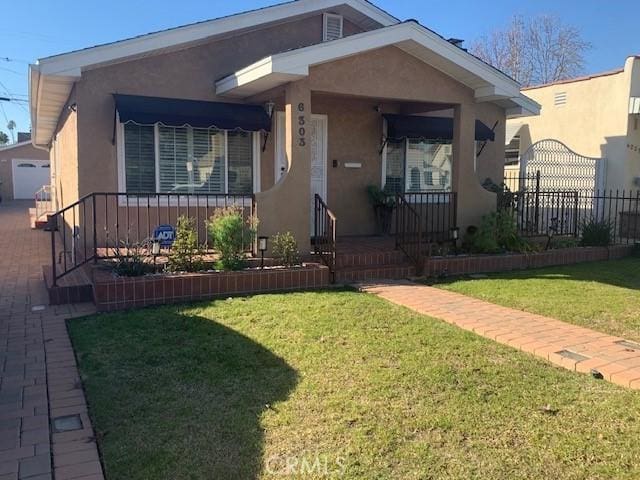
[11,159,50,199]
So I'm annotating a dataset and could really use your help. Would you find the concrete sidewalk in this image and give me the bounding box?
[360,280,640,389]
[0,202,103,480]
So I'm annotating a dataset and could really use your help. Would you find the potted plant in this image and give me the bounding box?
[367,185,395,235]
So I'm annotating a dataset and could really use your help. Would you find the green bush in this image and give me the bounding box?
[272,232,300,267]
[463,210,531,254]
[580,218,612,247]
[208,207,256,271]
[111,240,150,277]
[167,216,204,272]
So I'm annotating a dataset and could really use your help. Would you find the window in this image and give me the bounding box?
[323,13,343,41]
[384,138,452,193]
[121,123,258,195]
[505,135,520,165]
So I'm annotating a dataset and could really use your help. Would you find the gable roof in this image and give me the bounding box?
[30,0,398,147]
[216,21,540,116]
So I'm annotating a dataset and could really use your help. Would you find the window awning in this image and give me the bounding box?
[383,114,495,142]
[113,94,271,132]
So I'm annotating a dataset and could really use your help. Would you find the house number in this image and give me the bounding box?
[297,102,306,147]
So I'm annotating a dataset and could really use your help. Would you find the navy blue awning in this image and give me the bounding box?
[383,114,495,142]
[114,94,271,132]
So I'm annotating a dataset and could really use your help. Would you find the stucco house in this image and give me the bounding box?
[506,55,640,192]
[30,0,538,259]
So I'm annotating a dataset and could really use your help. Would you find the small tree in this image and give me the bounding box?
[208,207,256,270]
[272,232,300,267]
[0,131,8,145]
[167,216,204,272]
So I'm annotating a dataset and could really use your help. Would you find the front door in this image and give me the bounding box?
[309,115,328,234]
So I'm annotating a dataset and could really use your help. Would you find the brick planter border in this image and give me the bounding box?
[424,245,636,278]
[92,263,330,312]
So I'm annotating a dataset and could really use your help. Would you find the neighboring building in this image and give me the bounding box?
[0,134,50,201]
[506,55,640,191]
[29,0,538,252]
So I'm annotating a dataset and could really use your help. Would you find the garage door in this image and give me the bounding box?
[12,159,50,199]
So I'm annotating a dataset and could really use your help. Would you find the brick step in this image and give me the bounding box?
[335,249,408,268]
[335,263,416,284]
[42,265,94,305]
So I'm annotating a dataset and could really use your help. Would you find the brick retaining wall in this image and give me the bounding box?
[424,245,636,277]
[93,264,330,312]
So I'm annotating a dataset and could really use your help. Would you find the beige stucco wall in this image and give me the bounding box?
[50,87,79,210]
[509,56,640,190]
[73,14,364,198]
[0,142,49,201]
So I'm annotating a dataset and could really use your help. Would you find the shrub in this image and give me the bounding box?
[208,207,256,271]
[463,210,531,254]
[111,240,150,277]
[580,218,612,247]
[272,232,300,267]
[167,216,204,272]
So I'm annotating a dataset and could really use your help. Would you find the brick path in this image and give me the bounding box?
[0,202,103,480]
[360,280,640,390]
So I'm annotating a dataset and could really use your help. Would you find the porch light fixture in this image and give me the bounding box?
[450,227,460,255]
[258,236,269,268]
[264,101,275,118]
[151,238,161,265]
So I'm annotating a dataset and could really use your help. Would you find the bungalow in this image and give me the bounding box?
[30,0,538,265]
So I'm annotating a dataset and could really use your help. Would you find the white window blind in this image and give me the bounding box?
[227,131,253,194]
[124,124,155,192]
[123,124,253,194]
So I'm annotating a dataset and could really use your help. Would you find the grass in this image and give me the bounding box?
[69,289,640,479]
[436,256,640,342]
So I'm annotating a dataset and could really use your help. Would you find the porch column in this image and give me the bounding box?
[255,79,312,253]
[452,103,496,232]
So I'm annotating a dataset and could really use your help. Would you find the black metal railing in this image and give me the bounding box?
[48,192,256,285]
[313,194,337,281]
[395,194,423,272]
[503,170,540,193]
[508,189,640,244]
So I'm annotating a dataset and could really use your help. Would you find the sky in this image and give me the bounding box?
[1,0,639,141]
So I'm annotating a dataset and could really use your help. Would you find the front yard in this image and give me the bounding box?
[437,256,640,342]
[69,289,640,479]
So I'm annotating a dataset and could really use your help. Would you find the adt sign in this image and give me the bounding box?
[153,224,175,248]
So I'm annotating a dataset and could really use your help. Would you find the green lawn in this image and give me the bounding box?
[69,290,640,480]
[437,256,640,342]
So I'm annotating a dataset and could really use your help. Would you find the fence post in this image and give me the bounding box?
[92,195,98,263]
[50,221,57,287]
[573,191,579,237]
[534,170,541,232]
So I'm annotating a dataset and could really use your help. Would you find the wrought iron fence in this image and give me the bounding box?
[505,189,640,244]
[48,192,256,285]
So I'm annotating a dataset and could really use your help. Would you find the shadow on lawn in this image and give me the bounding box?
[430,256,640,291]
[72,307,298,480]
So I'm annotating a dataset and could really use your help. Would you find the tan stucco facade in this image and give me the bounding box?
[44,10,511,251]
[509,56,640,191]
[0,142,49,201]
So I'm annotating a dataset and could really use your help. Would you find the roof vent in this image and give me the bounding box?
[554,91,567,106]
[447,38,465,47]
[323,13,343,42]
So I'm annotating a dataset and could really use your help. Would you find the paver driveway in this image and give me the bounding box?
[0,202,103,480]
[360,280,640,389]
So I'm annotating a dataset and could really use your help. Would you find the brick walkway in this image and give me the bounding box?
[0,202,103,480]
[360,280,640,390]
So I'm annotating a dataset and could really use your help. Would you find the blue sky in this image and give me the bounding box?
[1,0,639,140]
